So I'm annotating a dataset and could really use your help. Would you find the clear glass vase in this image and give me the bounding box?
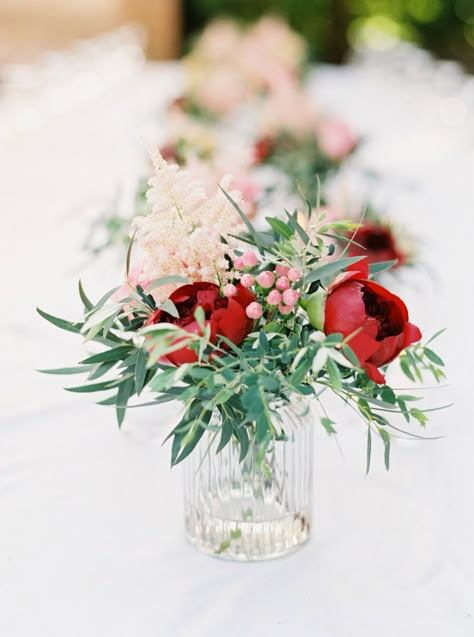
[183,398,313,561]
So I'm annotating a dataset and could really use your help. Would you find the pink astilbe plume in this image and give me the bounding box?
[131,150,245,301]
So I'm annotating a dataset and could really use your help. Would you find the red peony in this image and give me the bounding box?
[145,282,256,365]
[349,222,405,267]
[324,259,421,383]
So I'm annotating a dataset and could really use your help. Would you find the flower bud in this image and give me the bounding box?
[278,303,293,315]
[282,289,299,307]
[275,265,289,277]
[306,288,328,331]
[240,273,255,288]
[267,289,282,305]
[234,257,245,270]
[256,270,275,289]
[242,251,258,268]
[276,276,290,291]
[223,283,237,298]
[287,268,301,282]
[246,302,263,319]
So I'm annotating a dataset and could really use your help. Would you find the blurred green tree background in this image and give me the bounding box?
[184,0,474,70]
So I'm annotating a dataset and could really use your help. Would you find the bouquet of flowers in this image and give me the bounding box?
[40,152,445,472]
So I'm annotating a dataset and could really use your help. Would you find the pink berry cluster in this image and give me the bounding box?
[223,251,301,320]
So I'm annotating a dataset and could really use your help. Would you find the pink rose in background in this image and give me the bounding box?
[244,16,306,77]
[229,172,262,219]
[191,67,248,116]
[193,19,242,62]
[259,87,319,138]
[238,42,296,94]
[111,265,164,315]
[111,265,149,303]
[317,119,358,161]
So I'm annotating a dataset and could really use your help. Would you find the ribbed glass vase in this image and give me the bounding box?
[183,398,313,561]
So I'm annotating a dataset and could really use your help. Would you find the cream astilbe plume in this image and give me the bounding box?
[131,151,246,301]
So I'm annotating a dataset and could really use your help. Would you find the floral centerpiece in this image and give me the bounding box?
[39,152,445,560]
[182,16,308,120]
[84,16,358,258]
[252,86,358,201]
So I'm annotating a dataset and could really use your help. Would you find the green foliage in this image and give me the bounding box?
[39,201,447,472]
[262,132,341,200]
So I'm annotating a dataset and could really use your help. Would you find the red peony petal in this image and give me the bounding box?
[166,319,218,366]
[324,281,367,336]
[145,309,162,326]
[233,283,255,306]
[212,299,249,345]
[361,279,409,322]
[169,282,219,304]
[233,283,257,332]
[364,362,386,384]
[346,319,379,364]
[346,257,370,279]
[403,322,422,348]
[327,270,358,291]
[369,333,404,367]
[368,322,421,368]
[196,288,220,313]
[167,345,198,366]
[328,258,370,293]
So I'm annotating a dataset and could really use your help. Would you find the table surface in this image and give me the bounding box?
[1,62,473,637]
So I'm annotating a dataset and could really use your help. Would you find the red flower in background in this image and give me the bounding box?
[253,136,275,163]
[349,222,405,267]
[324,259,421,383]
[146,282,255,365]
[159,145,179,163]
[167,96,186,112]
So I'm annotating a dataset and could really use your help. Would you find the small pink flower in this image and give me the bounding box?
[275,265,289,277]
[287,268,300,282]
[276,276,290,291]
[234,257,245,270]
[256,270,275,289]
[242,251,258,268]
[241,273,255,288]
[317,119,357,161]
[223,283,238,298]
[278,303,293,315]
[267,289,282,305]
[282,289,299,306]
[246,302,263,319]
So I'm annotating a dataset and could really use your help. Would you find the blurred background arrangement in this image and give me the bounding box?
[1,0,473,65]
[185,0,474,69]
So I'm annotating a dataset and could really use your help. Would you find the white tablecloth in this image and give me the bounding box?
[1,62,473,637]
